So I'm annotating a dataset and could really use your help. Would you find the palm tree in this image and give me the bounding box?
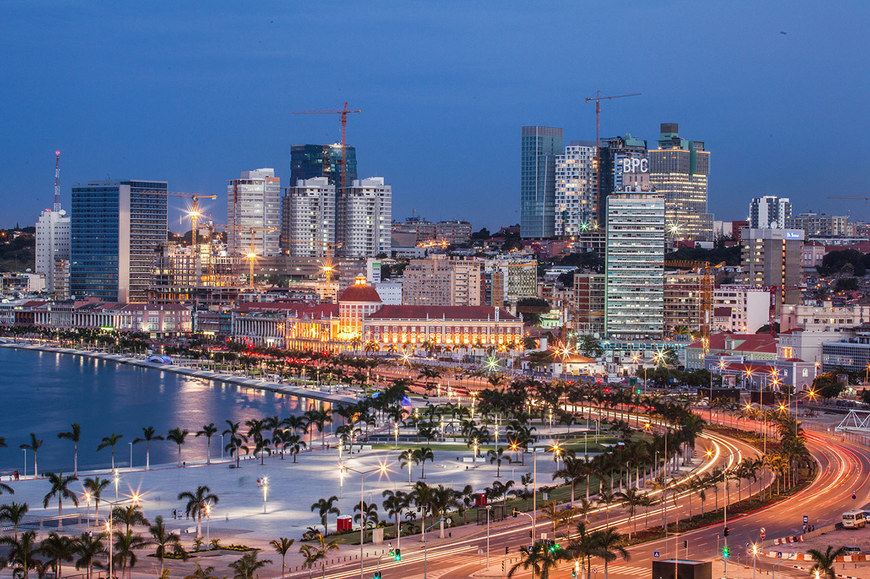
[112,527,150,579]
[0,530,43,579]
[178,485,219,539]
[414,446,435,479]
[167,428,189,467]
[0,479,12,495]
[598,485,617,528]
[381,489,409,545]
[229,550,271,579]
[553,455,586,506]
[196,423,219,464]
[43,472,79,530]
[97,433,123,470]
[73,531,106,579]
[591,527,630,579]
[487,447,513,478]
[0,502,28,541]
[310,496,341,534]
[183,563,223,579]
[508,540,567,579]
[299,532,339,579]
[614,488,648,539]
[83,477,111,523]
[398,449,418,484]
[149,515,182,576]
[133,426,164,471]
[19,433,43,477]
[286,434,306,463]
[353,501,380,542]
[39,532,76,579]
[112,504,149,534]
[223,420,249,468]
[270,537,295,579]
[568,522,597,579]
[807,546,846,579]
[57,423,82,476]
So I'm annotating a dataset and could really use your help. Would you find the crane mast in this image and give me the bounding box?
[54,151,61,212]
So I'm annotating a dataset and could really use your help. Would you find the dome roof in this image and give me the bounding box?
[339,275,382,303]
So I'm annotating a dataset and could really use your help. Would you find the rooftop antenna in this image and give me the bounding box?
[53,150,61,211]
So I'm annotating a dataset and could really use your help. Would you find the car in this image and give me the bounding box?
[844,546,861,555]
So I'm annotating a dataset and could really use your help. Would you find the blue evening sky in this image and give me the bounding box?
[1,1,868,231]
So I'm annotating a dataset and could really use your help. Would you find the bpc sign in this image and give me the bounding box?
[621,158,649,174]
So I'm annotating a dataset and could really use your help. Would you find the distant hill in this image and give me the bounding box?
[0,230,36,273]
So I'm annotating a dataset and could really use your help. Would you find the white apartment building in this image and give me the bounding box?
[712,285,770,333]
[227,168,281,257]
[402,256,481,306]
[281,177,335,258]
[780,302,870,332]
[337,177,392,258]
[748,195,791,229]
[605,193,665,339]
[35,207,70,297]
[555,143,598,236]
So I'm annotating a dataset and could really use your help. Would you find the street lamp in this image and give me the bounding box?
[423,517,446,579]
[340,460,390,579]
[485,504,493,570]
[260,476,269,513]
[204,502,212,545]
[113,470,120,500]
[751,542,758,579]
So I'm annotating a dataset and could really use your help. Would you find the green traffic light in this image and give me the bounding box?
[723,546,730,558]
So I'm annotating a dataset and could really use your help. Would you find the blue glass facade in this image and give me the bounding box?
[71,180,167,302]
[520,126,562,239]
[290,144,357,188]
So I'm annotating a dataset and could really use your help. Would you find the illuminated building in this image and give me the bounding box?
[281,177,336,257]
[597,134,649,227]
[71,180,168,302]
[555,142,598,236]
[35,206,70,299]
[521,126,563,239]
[402,256,481,306]
[227,168,281,257]
[337,178,391,258]
[786,211,850,237]
[571,273,605,336]
[648,123,712,241]
[663,271,703,334]
[749,196,791,229]
[605,192,665,339]
[290,144,357,189]
[740,228,804,306]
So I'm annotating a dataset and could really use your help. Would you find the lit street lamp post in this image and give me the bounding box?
[341,460,390,579]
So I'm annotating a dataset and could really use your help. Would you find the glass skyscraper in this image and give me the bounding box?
[70,180,168,303]
[290,144,357,188]
[520,126,563,239]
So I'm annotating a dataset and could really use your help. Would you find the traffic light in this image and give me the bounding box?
[505,546,509,555]
[373,573,382,579]
[722,546,730,558]
[723,526,730,537]
[636,388,642,395]
[549,542,560,553]
[393,548,401,561]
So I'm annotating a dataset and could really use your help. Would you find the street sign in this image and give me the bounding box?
[745,541,750,547]
[777,552,782,559]
[803,515,808,524]
[761,528,766,540]
[654,551,660,558]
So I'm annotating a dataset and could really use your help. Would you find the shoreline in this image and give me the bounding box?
[0,341,360,406]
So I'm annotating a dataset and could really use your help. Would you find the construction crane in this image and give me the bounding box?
[293,102,361,191]
[663,260,725,352]
[828,195,870,200]
[53,151,61,212]
[217,224,279,288]
[585,91,641,223]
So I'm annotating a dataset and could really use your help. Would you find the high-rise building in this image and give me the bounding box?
[786,212,850,237]
[520,126,563,239]
[572,273,605,336]
[740,228,804,307]
[337,177,392,258]
[402,256,481,306]
[555,142,598,237]
[70,180,168,302]
[598,134,649,227]
[227,169,281,257]
[749,196,792,229]
[649,123,712,241]
[35,207,70,298]
[605,193,665,339]
[290,144,357,189]
[663,272,703,333]
[281,177,336,258]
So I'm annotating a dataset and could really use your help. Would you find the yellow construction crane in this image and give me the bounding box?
[664,260,725,352]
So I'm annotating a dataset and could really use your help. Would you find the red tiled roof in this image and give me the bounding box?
[367,305,520,322]
[339,283,382,303]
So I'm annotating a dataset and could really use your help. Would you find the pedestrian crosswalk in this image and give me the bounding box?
[601,564,651,577]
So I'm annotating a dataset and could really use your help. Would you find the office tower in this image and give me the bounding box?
[605,193,665,339]
[749,196,792,229]
[598,134,649,227]
[35,207,70,298]
[555,142,598,236]
[227,169,281,257]
[402,256,481,306]
[290,144,357,189]
[280,177,336,258]
[520,126,563,239]
[786,212,850,237]
[337,177,392,258]
[572,273,605,336]
[741,228,804,307]
[649,123,712,241]
[70,180,168,302]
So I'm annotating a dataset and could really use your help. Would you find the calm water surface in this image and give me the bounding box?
[0,348,331,475]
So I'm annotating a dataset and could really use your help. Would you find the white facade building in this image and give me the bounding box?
[375,281,403,305]
[35,207,71,297]
[227,168,281,257]
[338,177,392,258]
[712,285,771,333]
[605,193,665,339]
[555,143,598,236]
[281,177,335,258]
[748,195,791,229]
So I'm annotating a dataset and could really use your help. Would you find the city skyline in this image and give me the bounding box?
[2,2,869,232]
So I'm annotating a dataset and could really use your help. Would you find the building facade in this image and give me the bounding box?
[290,144,357,189]
[572,273,605,336]
[749,195,791,229]
[227,168,281,257]
[786,212,850,237]
[780,302,870,332]
[520,126,563,239]
[648,123,712,241]
[71,180,168,302]
[337,177,392,258]
[35,207,70,298]
[402,256,481,307]
[740,228,804,306]
[555,142,598,236]
[598,134,649,227]
[663,272,703,333]
[712,285,771,333]
[605,193,665,339]
[281,177,336,257]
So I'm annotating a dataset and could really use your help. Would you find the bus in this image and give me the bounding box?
[842,511,866,529]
